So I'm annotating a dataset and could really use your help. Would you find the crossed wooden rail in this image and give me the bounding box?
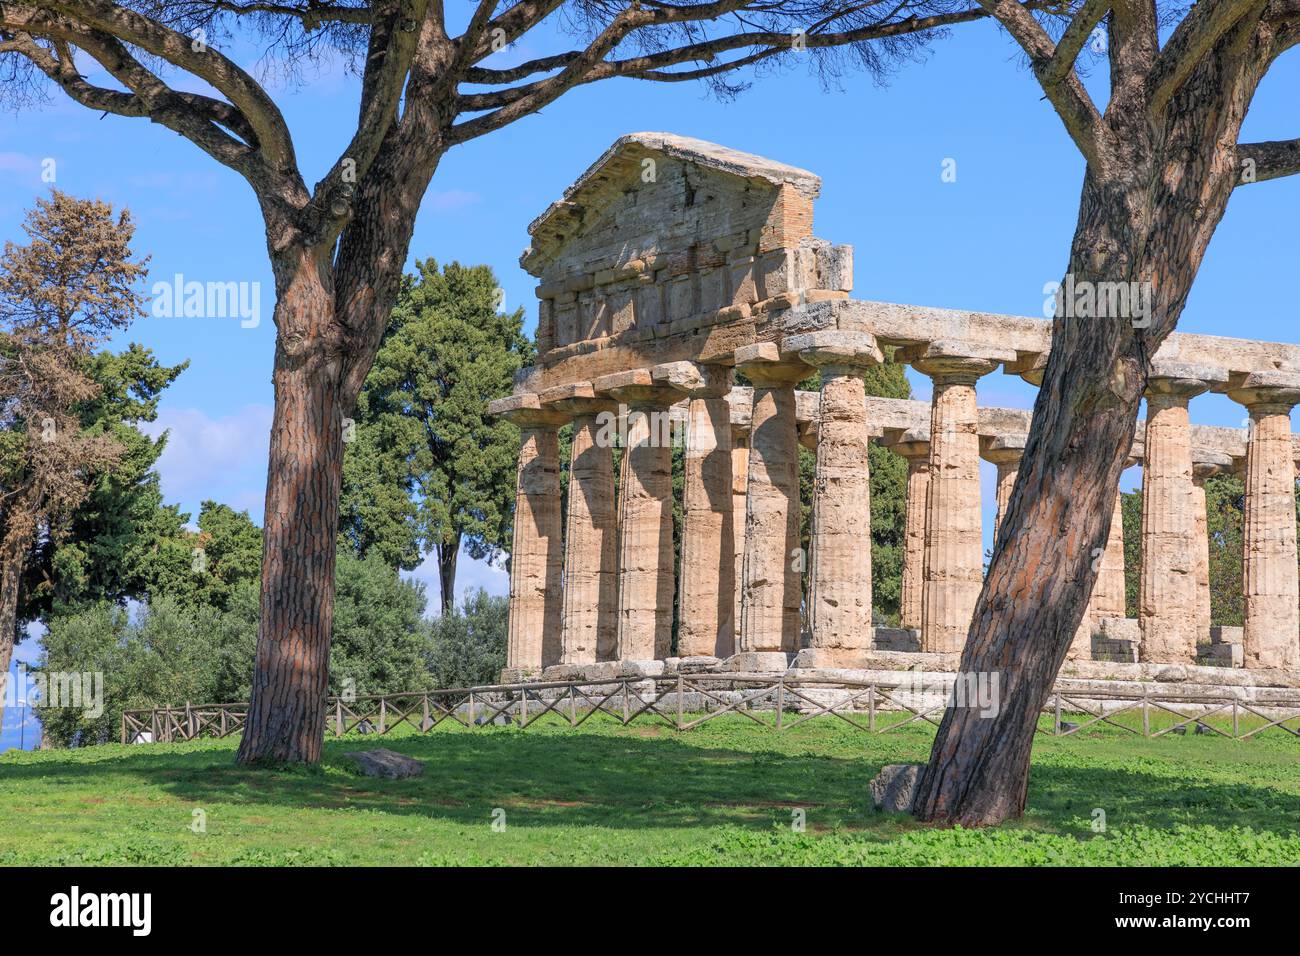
[120,673,1300,744]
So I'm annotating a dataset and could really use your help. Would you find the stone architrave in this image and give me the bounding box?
[735,342,813,655]
[595,369,688,661]
[1139,363,1227,663]
[489,394,568,673]
[905,340,1015,654]
[1229,371,1300,671]
[541,382,618,665]
[654,361,735,658]
[787,330,884,665]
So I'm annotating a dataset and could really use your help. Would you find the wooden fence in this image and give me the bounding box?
[121,672,1300,745]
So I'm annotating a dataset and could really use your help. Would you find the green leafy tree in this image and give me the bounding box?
[35,598,225,747]
[21,344,189,620]
[35,549,434,746]
[1,192,149,699]
[342,260,533,613]
[172,502,264,612]
[425,588,509,690]
[330,551,430,698]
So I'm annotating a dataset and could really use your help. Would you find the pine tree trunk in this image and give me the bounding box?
[237,249,343,765]
[438,534,460,615]
[911,37,1267,824]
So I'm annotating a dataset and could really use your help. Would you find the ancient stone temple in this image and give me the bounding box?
[490,132,1300,684]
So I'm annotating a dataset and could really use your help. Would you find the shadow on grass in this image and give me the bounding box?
[5,720,1299,837]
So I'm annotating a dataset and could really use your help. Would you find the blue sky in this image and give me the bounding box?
[3,16,1298,748]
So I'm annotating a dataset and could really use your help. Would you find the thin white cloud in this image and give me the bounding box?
[140,404,272,505]
[425,189,482,213]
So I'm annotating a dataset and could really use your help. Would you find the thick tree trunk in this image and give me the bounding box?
[437,534,460,615]
[237,248,343,765]
[235,124,446,763]
[911,34,1267,825]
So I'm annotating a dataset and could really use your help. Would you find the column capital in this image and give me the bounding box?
[1145,361,1228,403]
[980,432,1027,466]
[734,341,813,387]
[901,338,1015,383]
[488,393,569,428]
[1012,351,1048,387]
[884,427,931,464]
[651,360,732,398]
[1227,369,1300,412]
[540,381,617,417]
[593,368,685,408]
[784,330,883,374]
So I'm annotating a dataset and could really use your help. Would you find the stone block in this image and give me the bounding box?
[724,651,792,673]
[1211,625,1244,646]
[873,627,922,652]
[816,243,853,292]
[343,748,425,780]
[869,764,921,813]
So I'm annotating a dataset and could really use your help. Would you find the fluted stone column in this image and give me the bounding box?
[655,362,734,659]
[1139,364,1226,663]
[788,331,884,665]
[1069,488,1128,660]
[1229,371,1300,671]
[595,369,686,661]
[886,432,930,634]
[981,433,1026,541]
[731,434,750,639]
[495,395,567,674]
[736,342,812,656]
[542,383,617,665]
[907,340,1013,654]
[1190,452,1234,649]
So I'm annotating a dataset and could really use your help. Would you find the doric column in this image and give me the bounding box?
[980,433,1026,541]
[788,331,884,665]
[654,361,734,659]
[490,394,567,674]
[1069,487,1128,660]
[1229,371,1300,671]
[1139,363,1226,663]
[888,432,931,633]
[541,383,617,665]
[735,342,812,655]
[1190,451,1234,649]
[728,390,752,646]
[594,369,687,662]
[906,340,1014,654]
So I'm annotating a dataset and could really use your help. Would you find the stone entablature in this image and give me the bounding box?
[492,133,1300,683]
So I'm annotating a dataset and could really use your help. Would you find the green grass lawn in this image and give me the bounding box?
[1,712,1298,865]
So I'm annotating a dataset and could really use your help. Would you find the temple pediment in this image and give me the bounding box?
[521,132,853,360]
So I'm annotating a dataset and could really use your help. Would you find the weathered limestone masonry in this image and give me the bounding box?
[788,330,883,666]
[493,395,567,671]
[541,382,617,665]
[1230,371,1300,671]
[1139,364,1228,664]
[904,341,1016,654]
[889,431,931,633]
[736,342,812,659]
[673,362,737,658]
[491,132,1300,688]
